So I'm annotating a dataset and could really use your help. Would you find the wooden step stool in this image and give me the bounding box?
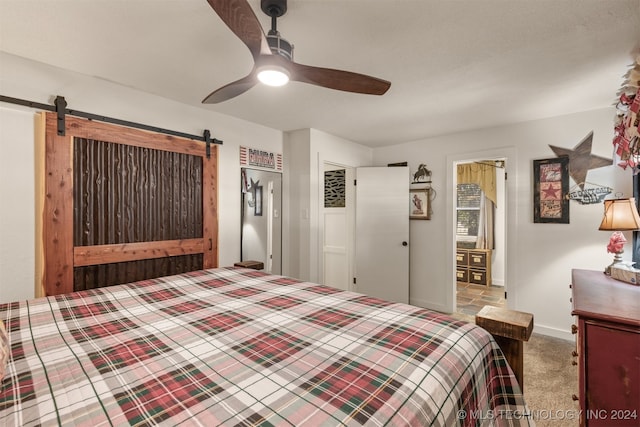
[234,260,264,270]
[475,306,533,390]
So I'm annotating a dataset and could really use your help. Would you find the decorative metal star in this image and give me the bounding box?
[548,131,611,190]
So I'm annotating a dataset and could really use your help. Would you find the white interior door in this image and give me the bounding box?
[322,166,354,291]
[323,209,349,289]
[355,166,409,304]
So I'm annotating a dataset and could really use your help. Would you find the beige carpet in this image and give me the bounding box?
[523,333,579,427]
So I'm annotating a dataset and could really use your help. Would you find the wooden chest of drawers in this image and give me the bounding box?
[571,269,640,426]
[456,248,491,286]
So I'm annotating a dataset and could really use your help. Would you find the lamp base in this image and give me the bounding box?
[604,251,624,275]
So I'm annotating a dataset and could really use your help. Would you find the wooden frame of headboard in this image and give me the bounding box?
[36,112,218,297]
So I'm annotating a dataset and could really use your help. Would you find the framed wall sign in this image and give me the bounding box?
[410,188,431,220]
[533,156,570,223]
[240,146,283,172]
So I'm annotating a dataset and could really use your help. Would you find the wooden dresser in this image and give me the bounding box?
[456,248,492,285]
[570,269,640,426]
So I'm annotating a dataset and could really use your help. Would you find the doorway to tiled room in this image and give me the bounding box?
[454,158,507,321]
[456,281,505,319]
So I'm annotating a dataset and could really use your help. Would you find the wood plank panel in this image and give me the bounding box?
[35,113,46,298]
[73,254,203,291]
[74,239,204,266]
[203,145,218,268]
[43,113,74,296]
[65,115,205,156]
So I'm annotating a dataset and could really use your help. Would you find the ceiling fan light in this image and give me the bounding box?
[257,66,290,87]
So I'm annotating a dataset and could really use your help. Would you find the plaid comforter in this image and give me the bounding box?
[0,268,532,426]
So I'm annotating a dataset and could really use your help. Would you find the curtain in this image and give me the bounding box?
[476,192,495,249]
[457,162,497,205]
[457,162,497,250]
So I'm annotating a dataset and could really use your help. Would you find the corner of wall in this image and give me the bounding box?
[282,130,312,280]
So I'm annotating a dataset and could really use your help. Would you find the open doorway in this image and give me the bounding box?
[454,159,507,319]
[241,168,282,274]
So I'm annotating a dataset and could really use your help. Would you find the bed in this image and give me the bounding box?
[0,267,532,426]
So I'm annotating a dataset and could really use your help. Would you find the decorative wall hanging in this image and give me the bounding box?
[612,55,640,172]
[410,188,431,220]
[241,169,249,193]
[412,164,432,184]
[240,146,283,172]
[566,183,612,205]
[410,163,435,219]
[246,178,260,208]
[548,131,611,190]
[533,157,570,223]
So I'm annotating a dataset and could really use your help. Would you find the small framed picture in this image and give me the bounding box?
[410,188,431,220]
[254,185,263,216]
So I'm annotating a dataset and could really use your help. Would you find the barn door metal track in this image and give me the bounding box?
[0,94,223,157]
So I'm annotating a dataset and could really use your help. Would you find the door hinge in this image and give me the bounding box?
[505,172,508,180]
[504,291,507,299]
[354,179,357,186]
[353,277,356,284]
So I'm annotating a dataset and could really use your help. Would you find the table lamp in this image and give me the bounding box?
[598,197,640,275]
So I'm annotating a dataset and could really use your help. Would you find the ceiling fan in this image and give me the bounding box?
[202,0,391,104]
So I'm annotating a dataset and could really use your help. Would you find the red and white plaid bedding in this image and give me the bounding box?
[0,267,532,426]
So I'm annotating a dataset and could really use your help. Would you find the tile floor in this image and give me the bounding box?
[456,281,506,318]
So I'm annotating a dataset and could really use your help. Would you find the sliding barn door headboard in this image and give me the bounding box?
[37,112,218,296]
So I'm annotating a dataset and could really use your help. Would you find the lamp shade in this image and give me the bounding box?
[598,198,640,231]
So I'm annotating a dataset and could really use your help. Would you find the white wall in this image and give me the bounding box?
[0,107,35,303]
[0,52,282,303]
[373,108,630,339]
[282,129,311,280]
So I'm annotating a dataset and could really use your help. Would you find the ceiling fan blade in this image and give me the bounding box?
[290,62,391,95]
[205,0,271,59]
[202,73,258,104]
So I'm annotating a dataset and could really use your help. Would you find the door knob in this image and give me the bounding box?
[402,241,408,246]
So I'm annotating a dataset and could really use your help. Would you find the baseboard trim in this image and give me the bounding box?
[410,296,574,342]
[410,298,450,314]
[532,324,573,341]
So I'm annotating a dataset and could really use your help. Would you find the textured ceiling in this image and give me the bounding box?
[0,0,639,147]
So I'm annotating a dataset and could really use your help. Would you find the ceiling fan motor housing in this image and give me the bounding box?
[261,0,293,61]
[266,33,293,61]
